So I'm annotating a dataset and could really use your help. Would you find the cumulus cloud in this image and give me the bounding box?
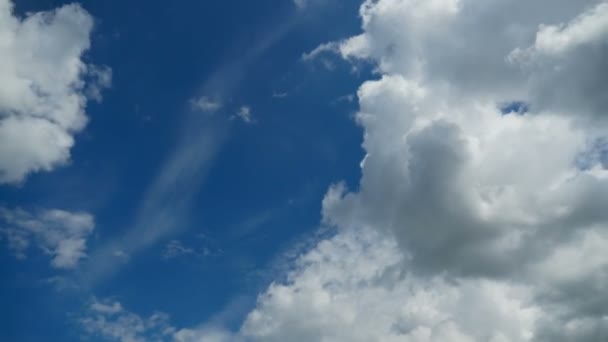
[506,2,608,123]
[0,0,110,184]
[242,229,541,342]
[190,96,223,113]
[0,207,94,268]
[80,298,176,342]
[174,1,608,341]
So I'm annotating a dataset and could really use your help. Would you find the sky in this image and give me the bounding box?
[1,0,608,341]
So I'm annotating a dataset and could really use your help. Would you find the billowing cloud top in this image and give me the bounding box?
[0,0,110,184]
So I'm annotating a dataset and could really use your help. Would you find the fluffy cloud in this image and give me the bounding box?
[80,298,176,342]
[242,229,540,342]
[0,0,110,184]
[234,105,253,124]
[0,207,94,268]
[174,328,241,342]
[190,96,223,113]
[227,0,608,341]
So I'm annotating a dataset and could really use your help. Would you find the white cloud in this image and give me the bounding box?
[506,2,608,123]
[511,3,608,57]
[162,240,199,260]
[302,42,340,61]
[242,229,540,342]
[0,207,94,268]
[272,91,288,98]
[190,96,223,113]
[234,106,253,124]
[178,1,608,341]
[86,65,113,102]
[0,0,110,184]
[174,328,241,342]
[80,298,176,342]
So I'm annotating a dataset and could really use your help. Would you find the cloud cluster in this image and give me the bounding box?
[243,228,541,342]
[0,0,110,184]
[80,298,176,342]
[0,207,94,268]
[71,0,608,340]
[202,0,608,341]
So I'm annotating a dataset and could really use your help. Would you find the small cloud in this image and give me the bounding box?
[85,65,112,102]
[161,238,222,261]
[91,300,123,315]
[80,298,175,341]
[112,250,130,263]
[272,91,288,98]
[190,96,223,113]
[233,105,253,124]
[340,94,355,102]
[0,207,95,269]
[332,94,356,105]
[302,42,340,62]
[45,276,81,292]
[162,240,197,260]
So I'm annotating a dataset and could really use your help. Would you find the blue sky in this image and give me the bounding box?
[1,0,366,340]
[3,0,608,341]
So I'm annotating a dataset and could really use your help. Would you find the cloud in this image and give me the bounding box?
[190,96,223,113]
[180,1,608,341]
[174,328,241,342]
[316,0,608,339]
[506,2,608,123]
[272,91,288,98]
[0,207,94,269]
[242,228,540,342]
[301,42,340,61]
[0,0,110,184]
[234,106,253,124]
[80,298,176,342]
[161,239,213,260]
[80,298,242,342]
[293,0,308,10]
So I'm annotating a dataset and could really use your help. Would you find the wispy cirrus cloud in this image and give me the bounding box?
[82,6,303,285]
